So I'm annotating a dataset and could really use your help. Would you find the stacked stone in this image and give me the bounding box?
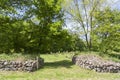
[72,55,120,73]
[0,58,44,72]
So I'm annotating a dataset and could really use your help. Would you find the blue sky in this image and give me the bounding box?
[108,0,120,9]
[64,0,120,40]
[65,0,120,29]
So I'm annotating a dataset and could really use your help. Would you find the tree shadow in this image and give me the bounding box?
[108,53,120,59]
[44,60,73,68]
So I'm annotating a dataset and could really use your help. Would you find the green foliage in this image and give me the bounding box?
[93,8,120,53]
[3,0,120,54]
[63,0,106,50]
[0,0,85,54]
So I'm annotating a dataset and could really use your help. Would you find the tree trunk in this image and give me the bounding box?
[85,34,90,50]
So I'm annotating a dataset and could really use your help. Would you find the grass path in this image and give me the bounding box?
[0,53,120,80]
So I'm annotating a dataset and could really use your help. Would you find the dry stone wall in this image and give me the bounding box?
[0,57,44,72]
[72,55,120,73]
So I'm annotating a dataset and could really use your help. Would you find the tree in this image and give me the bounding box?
[63,0,106,50]
[0,0,86,54]
[0,0,73,54]
[24,0,65,53]
[93,8,120,53]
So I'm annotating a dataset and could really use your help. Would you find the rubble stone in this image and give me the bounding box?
[0,57,44,72]
[72,54,120,73]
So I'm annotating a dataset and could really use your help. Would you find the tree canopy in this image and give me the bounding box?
[0,0,85,54]
[0,0,120,54]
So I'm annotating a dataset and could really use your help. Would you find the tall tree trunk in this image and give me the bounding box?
[85,33,90,50]
[89,16,93,51]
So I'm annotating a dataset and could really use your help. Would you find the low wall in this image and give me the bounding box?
[0,57,44,72]
[72,55,120,73]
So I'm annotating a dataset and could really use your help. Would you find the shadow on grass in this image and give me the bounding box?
[44,60,73,68]
[108,53,120,59]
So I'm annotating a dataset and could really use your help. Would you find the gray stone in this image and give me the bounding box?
[72,55,120,73]
[0,57,44,72]
[4,61,8,65]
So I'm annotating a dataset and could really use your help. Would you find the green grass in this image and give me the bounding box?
[0,53,37,61]
[0,52,120,80]
[74,51,120,62]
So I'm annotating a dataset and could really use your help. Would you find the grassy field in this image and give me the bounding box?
[0,52,120,80]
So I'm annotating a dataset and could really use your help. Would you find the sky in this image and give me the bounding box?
[65,0,120,30]
[64,0,120,40]
[108,0,120,9]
